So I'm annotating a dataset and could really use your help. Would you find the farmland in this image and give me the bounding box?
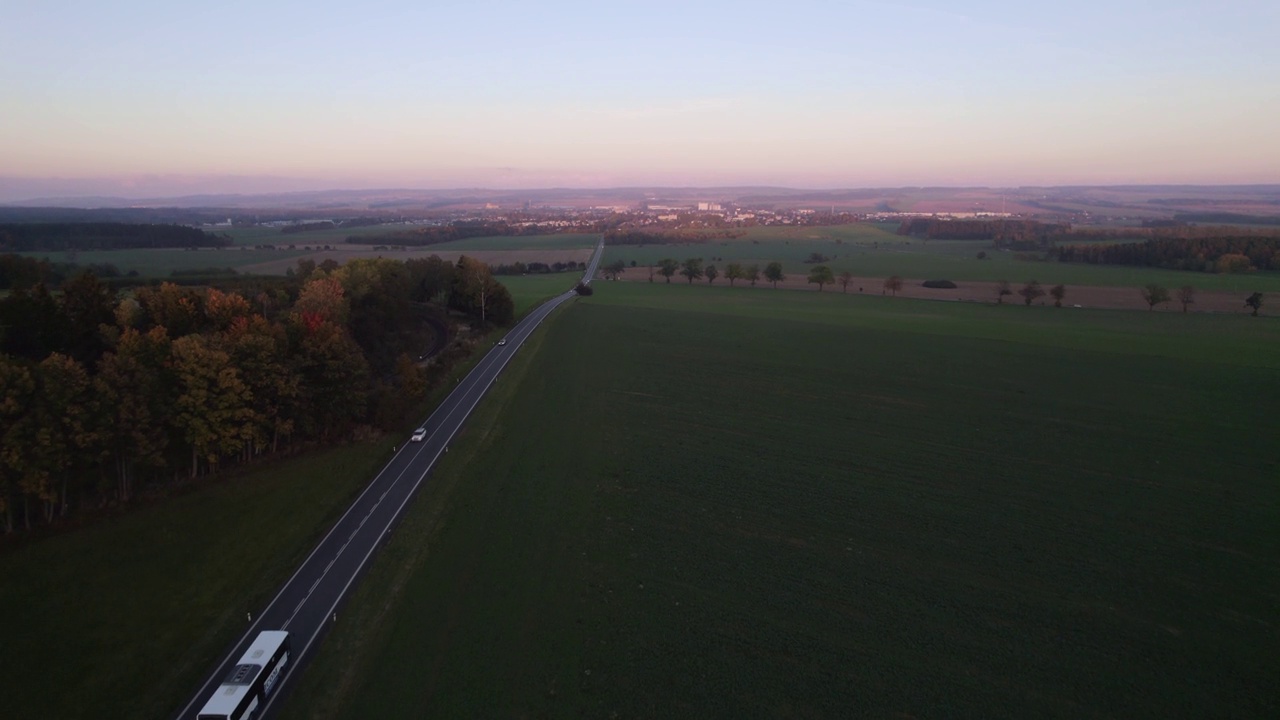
[0,441,390,720]
[499,272,583,314]
[282,282,1280,719]
[14,231,598,278]
[604,224,1280,293]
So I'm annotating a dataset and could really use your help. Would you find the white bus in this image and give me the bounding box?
[197,630,290,720]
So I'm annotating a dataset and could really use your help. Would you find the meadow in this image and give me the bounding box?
[499,272,583,315]
[281,283,1280,719]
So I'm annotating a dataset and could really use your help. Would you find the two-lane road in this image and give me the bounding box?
[176,240,603,719]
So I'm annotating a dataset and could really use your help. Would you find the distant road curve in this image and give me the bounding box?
[175,239,604,720]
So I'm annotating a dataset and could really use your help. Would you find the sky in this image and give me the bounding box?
[2,0,1278,199]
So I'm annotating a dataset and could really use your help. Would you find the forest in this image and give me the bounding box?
[1056,236,1280,272]
[0,223,229,251]
[0,255,514,534]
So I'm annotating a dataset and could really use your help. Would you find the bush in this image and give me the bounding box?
[922,279,957,289]
[574,282,594,296]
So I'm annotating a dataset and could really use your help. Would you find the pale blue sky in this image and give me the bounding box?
[2,0,1277,197]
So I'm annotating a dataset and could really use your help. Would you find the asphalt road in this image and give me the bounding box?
[175,240,603,720]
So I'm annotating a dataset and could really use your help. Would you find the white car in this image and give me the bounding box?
[497,339,507,346]
[410,428,427,442]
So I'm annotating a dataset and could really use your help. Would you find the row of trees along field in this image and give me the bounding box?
[0,255,513,534]
[610,258,860,291]
[626,258,789,287]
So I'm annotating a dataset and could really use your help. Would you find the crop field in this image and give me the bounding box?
[603,224,1280,293]
[282,282,1279,719]
[499,272,583,314]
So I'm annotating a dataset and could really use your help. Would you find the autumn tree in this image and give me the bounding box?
[225,316,298,456]
[27,354,93,520]
[290,317,370,440]
[404,255,456,303]
[1245,292,1264,316]
[883,275,903,296]
[450,256,513,326]
[1176,285,1196,313]
[0,356,34,532]
[0,283,68,360]
[764,261,785,288]
[204,288,254,332]
[1216,253,1252,274]
[135,282,205,337]
[680,258,704,284]
[171,334,253,478]
[93,327,175,502]
[1019,280,1046,306]
[1140,284,1170,311]
[657,258,679,283]
[746,264,761,287]
[996,280,1012,304]
[725,262,745,286]
[337,258,420,373]
[1049,284,1066,307]
[59,271,117,364]
[808,265,834,291]
[294,275,349,325]
[838,270,853,293]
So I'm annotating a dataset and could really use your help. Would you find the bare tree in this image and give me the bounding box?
[883,275,903,296]
[1176,285,1195,313]
[838,270,853,293]
[1049,284,1066,307]
[1018,280,1046,306]
[995,280,1012,304]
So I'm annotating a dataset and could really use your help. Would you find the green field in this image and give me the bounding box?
[0,441,392,720]
[282,283,1280,719]
[499,272,582,315]
[604,225,1280,292]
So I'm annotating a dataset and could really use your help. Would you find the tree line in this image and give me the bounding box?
[489,260,587,276]
[1056,236,1280,273]
[347,219,612,247]
[0,255,514,534]
[0,223,229,251]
